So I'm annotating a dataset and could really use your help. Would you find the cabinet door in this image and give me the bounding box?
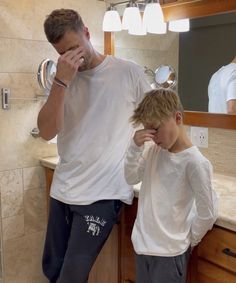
[198,226,236,274]
[88,225,119,283]
[120,199,138,283]
[198,258,236,283]
[187,226,236,283]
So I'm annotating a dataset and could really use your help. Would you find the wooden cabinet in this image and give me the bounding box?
[188,226,236,283]
[88,225,119,283]
[44,167,236,283]
[119,198,138,283]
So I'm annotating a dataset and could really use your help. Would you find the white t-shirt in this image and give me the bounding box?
[208,63,236,113]
[124,141,218,256]
[50,56,151,205]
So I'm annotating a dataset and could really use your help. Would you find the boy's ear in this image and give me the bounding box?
[175,112,182,124]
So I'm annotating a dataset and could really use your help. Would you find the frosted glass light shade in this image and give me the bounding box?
[128,21,147,36]
[144,21,167,34]
[169,18,190,32]
[102,10,122,32]
[143,3,165,34]
[122,7,141,30]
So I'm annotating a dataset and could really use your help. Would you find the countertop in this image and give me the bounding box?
[40,156,236,232]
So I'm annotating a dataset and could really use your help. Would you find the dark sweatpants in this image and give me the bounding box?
[135,246,191,283]
[42,197,122,283]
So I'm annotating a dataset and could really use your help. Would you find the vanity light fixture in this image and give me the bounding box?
[168,18,190,32]
[101,0,189,35]
[102,0,166,35]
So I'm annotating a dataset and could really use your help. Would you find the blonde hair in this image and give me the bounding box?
[131,88,184,126]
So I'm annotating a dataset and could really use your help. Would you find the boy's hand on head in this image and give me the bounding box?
[133,129,156,147]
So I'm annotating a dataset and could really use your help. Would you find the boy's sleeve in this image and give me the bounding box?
[189,160,218,247]
[124,139,146,185]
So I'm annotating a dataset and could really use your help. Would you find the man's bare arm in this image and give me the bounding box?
[37,84,66,140]
[37,47,85,140]
[227,99,236,114]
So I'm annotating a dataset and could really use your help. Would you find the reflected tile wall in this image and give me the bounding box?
[115,30,179,86]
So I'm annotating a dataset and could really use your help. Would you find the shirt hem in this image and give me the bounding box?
[50,192,133,205]
[134,244,191,257]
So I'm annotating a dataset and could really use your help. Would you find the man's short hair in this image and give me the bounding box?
[131,88,184,127]
[44,9,84,43]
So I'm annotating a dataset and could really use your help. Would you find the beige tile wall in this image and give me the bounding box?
[186,126,236,177]
[0,0,105,282]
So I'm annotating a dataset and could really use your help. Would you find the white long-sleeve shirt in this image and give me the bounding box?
[124,140,218,256]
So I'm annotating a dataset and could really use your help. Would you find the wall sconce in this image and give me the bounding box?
[101,0,190,35]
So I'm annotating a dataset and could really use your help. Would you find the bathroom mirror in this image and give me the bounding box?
[103,0,236,129]
[178,11,236,113]
[37,59,56,94]
[155,65,177,89]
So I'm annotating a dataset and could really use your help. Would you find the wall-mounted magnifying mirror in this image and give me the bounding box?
[154,65,177,89]
[37,59,56,95]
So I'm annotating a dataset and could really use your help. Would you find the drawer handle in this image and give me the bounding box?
[222,248,236,259]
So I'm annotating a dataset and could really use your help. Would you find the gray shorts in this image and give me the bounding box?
[135,247,191,283]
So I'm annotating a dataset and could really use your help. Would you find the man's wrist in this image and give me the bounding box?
[53,77,69,88]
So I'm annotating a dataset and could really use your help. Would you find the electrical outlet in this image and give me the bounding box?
[190,127,208,148]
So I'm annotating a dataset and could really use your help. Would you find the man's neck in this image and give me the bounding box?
[90,51,106,69]
[232,56,236,64]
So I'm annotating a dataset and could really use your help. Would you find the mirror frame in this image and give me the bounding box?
[103,0,236,130]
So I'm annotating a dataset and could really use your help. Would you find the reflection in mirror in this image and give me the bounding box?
[37,59,56,95]
[178,11,236,113]
[144,65,177,89]
[208,56,236,115]
[155,65,177,89]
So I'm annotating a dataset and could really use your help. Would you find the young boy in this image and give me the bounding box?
[124,89,218,283]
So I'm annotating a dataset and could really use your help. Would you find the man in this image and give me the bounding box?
[37,8,151,283]
[208,56,236,114]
